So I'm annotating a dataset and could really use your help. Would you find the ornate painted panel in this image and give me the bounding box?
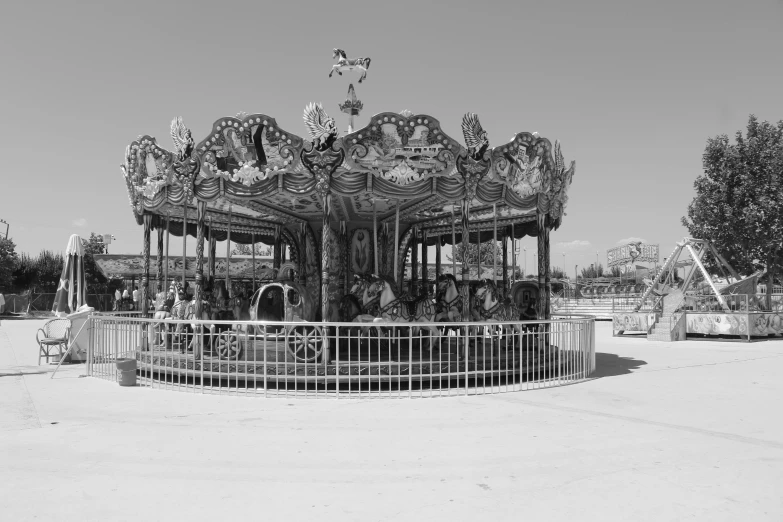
[748,313,783,336]
[194,114,305,187]
[686,313,749,336]
[613,312,651,334]
[341,113,463,184]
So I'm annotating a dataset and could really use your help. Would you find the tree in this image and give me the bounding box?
[231,243,272,257]
[82,233,107,255]
[0,237,18,290]
[581,263,605,279]
[32,250,64,292]
[81,233,108,292]
[447,241,505,266]
[682,115,783,307]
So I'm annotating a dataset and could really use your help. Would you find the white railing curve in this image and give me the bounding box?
[86,314,596,398]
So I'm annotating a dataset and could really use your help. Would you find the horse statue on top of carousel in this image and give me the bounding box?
[328,48,371,83]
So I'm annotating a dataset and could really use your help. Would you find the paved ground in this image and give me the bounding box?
[1,319,781,521]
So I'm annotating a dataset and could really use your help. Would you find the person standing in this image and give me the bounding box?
[0,290,5,314]
[114,288,121,311]
[132,286,139,310]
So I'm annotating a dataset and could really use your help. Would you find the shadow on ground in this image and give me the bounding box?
[591,352,647,378]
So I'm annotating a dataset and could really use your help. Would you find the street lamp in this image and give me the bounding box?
[562,253,566,279]
[0,219,8,239]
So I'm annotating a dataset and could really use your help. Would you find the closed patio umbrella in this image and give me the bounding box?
[52,234,87,316]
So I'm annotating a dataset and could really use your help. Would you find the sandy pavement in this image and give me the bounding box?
[1,319,781,521]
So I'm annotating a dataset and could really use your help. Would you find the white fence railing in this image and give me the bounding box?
[86,315,595,398]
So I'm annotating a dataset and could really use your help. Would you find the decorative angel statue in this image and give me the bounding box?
[303,102,338,151]
[170,116,194,161]
[461,113,489,161]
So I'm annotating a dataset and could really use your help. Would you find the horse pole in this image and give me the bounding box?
[493,204,498,285]
[373,202,378,275]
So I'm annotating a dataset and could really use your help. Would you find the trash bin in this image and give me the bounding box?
[116,358,137,387]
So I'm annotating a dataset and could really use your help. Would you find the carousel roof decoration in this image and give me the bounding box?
[120,55,576,240]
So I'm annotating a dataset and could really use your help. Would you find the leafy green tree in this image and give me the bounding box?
[32,250,64,292]
[0,237,18,290]
[80,233,108,292]
[682,115,783,307]
[581,263,605,279]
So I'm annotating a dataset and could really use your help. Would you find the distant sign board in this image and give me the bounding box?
[607,243,659,268]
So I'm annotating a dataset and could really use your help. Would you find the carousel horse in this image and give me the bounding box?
[435,274,463,323]
[163,281,216,356]
[365,276,440,340]
[148,285,175,348]
[472,279,524,341]
[329,49,371,83]
[341,274,379,322]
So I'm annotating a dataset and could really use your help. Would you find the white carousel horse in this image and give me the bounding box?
[473,279,520,329]
[365,276,440,340]
[435,274,463,323]
[329,48,371,83]
[148,286,175,348]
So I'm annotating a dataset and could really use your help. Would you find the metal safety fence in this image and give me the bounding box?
[87,314,595,398]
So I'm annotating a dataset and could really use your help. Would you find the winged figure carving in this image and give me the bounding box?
[170,117,194,161]
[303,102,338,151]
[461,113,489,160]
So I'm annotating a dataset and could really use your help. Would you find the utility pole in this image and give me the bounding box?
[0,219,9,239]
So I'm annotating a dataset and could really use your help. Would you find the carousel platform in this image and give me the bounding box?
[130,338,578,388]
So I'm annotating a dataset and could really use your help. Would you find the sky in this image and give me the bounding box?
[1,0,782,278]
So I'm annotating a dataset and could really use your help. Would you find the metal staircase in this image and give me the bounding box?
[647,290,684,341]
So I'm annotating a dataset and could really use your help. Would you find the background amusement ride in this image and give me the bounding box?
[91,49,593,396]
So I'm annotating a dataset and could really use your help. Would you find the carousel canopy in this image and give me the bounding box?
[122,110,575,241]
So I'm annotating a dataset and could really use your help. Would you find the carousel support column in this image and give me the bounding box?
[298,223,307,285]
[435,235,442,281]
[321,195,332,323]
[544,222,551,320]
[493,204,498,285]
[340,221,348,296]
[421,229,428,296]
[156,225,164,293]
[226,205,232,298]
[194,201,206,355]
[141,214,152,350]
[502,228,508,298]
[208,223,216,284]
[511,223,515,284]
[411,226,419,295]
[165,213,170,292]
[460,200,471,321]
[141,214,152,316]
[251,232,256,295]
[373,204,379,275]
[394,200,400,290]
[273,225,281,270]
[476,234,481,282]
[182,201,188,288]
[451,207,457,278]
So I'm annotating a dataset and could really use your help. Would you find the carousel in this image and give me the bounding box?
[96,50,592,395]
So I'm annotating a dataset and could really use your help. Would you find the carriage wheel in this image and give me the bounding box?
[286,325,325,363]
[215,331,242,360]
